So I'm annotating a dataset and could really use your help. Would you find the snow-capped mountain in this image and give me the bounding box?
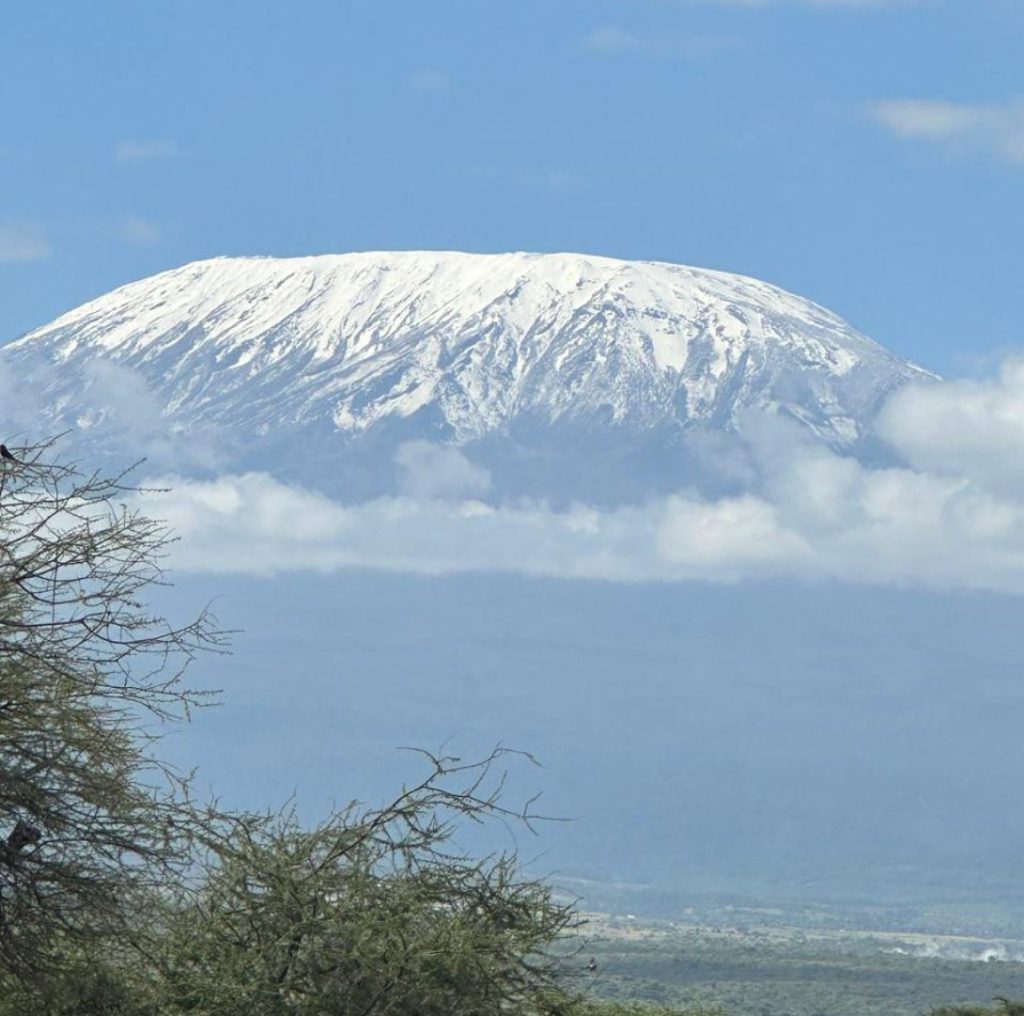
[1,251,932,498]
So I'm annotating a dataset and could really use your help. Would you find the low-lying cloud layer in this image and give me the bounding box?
[137,359,1024,594]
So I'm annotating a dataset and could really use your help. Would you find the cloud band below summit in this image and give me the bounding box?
[136,360,1024,594]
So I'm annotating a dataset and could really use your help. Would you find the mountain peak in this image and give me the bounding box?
[3,251,932,497]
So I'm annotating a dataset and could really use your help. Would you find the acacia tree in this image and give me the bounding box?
[0,441,631,1015]
[0,440,226,982]
[160,747,584,1016]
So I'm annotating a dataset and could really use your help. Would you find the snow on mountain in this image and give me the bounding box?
[1,251,932,495]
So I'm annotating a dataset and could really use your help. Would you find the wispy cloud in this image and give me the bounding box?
[583,26,742,58]
[0,357,222,473]
[687,0,924,7]
[805,0,926,5]
[0,221,50,262]
[867,97,1024,163]
[584,27,637,53]
[115,139,182,163]
[116,216,162,246]
[408,70,451,96]
[457,165,580,192]
[395,440,491,499]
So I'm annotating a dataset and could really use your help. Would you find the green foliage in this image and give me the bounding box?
[0,948,160,1016]
[0,443,225,985]
[158,749,582,1015]
[931,1002,1024,1016]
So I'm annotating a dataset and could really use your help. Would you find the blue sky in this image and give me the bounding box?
[2,0,1022,375]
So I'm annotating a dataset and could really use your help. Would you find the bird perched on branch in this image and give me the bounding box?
[0,443,17,463]
[3,819,41,865]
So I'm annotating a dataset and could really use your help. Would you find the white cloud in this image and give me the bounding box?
[138,474,659,580]
[115,140,182,163]
[82,360,167,435]
[138,451,1024,593]
[128,365,1024,595]
[395,441,492,499]
[0,356,226,474]
[0,222,50,262]
[867,98,1024,163]
[117,216,162,246]
[583,27,742,58]
[877,358,1024,492]
[657,493,810,574]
